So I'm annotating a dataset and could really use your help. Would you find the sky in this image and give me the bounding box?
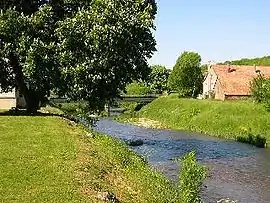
[149,0,270,68]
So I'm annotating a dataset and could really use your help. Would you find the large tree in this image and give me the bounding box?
[0,0,157,113]
[168,51,203,97]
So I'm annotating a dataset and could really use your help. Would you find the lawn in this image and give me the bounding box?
[0,114,180,202]
[119,95,270,145]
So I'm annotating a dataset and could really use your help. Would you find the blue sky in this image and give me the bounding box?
[149,0,270,68]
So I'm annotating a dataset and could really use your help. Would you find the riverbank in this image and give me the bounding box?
[116,95,270,147]
[0,113,181,202]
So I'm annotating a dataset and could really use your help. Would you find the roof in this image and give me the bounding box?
[211,65,270,96]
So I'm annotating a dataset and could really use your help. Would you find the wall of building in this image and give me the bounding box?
[214,80,225,100]
[224,95,250,100]
[0,89,16,109]
[203,67,218,97]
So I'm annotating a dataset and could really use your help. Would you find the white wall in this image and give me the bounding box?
[0,88,16,109]
[0,88,16,98]
[203,68,217,96]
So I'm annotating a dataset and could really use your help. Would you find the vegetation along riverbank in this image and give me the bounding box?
[116,95,269,148]
[0,110,206,203]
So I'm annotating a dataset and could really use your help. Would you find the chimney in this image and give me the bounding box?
[254,64,256,72]
[254,64,260,73]
[227,63,231,73]
[207,61,213,73]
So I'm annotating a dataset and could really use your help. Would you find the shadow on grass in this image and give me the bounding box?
[0,109,59,117]
[0,108,97,128]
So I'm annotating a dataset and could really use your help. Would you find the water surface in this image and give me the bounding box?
[94,118,270,203]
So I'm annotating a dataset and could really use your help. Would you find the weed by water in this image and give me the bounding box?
[236,134,267,148]
[178,151,207,203]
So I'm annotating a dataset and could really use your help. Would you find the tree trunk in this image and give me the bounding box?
[25,91,40,113]
[10,53,40,114]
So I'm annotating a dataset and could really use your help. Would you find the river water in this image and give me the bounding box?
[94,118,270,203]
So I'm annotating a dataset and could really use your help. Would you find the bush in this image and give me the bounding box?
[250,73,270,110]
[147,65,171,94]
[236,133,267,148]
[125,82,151,96]
[178,151,207,203]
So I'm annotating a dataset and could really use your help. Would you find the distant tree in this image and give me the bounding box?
[125,82,151,96]
[147,65,171,94]
[0,0,157,113]
[168,51,203,97]
[219,56,270,66]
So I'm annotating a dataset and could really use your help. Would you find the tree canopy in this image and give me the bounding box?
[147,65,170,94]
[0,0,157,113]
[168,51,203,97]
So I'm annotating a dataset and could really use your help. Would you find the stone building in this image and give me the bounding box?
[203,64,270,100]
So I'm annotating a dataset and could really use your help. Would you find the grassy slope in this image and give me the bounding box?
[0,115,179,203]
[138,95,270,143]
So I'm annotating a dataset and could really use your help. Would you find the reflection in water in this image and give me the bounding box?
[94,118,270,203]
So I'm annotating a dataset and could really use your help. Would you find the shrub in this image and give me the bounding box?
[236,133,267,148]
[147,65,171,94]
[250,73,270,110]
[125,82,151,96]
[178,151,207,203]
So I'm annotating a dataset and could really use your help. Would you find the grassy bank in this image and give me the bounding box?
[118,95,270,146]
[0,113,183,202]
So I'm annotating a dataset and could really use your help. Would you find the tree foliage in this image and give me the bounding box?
[250,73,270,110]
[0,0,157,113]
[147,65,170,94]
[220,56,270,66]
[168,51,203,97]
[125,82,151,96]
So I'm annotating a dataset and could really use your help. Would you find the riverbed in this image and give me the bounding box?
[94,118,270,203]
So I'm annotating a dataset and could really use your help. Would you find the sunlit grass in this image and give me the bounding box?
[120,95,270,145]
[0,114,181,202]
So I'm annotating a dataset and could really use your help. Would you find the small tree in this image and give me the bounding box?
[125,82,151,96]
[168,52,203,97]
[147,65,170,94]
[250,73,270,110]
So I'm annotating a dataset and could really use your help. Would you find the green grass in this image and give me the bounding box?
[0,114,180,202]
[122,95,270,144]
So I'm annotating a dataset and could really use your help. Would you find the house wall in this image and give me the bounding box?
[0,89,16,109]
[225,95,250,100]
[214,80,225,101]
[203,67,218,97]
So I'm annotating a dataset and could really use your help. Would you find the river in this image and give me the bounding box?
[94,118,270,203]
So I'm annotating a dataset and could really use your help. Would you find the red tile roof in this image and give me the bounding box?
[212,65,270,96]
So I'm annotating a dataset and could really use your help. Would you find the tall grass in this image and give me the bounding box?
[0,113,207,202]
[137,95,270,145]
[179,151,207,203]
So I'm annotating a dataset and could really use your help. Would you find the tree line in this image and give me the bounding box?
[127,51,205,98]
[220,56,270,66]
